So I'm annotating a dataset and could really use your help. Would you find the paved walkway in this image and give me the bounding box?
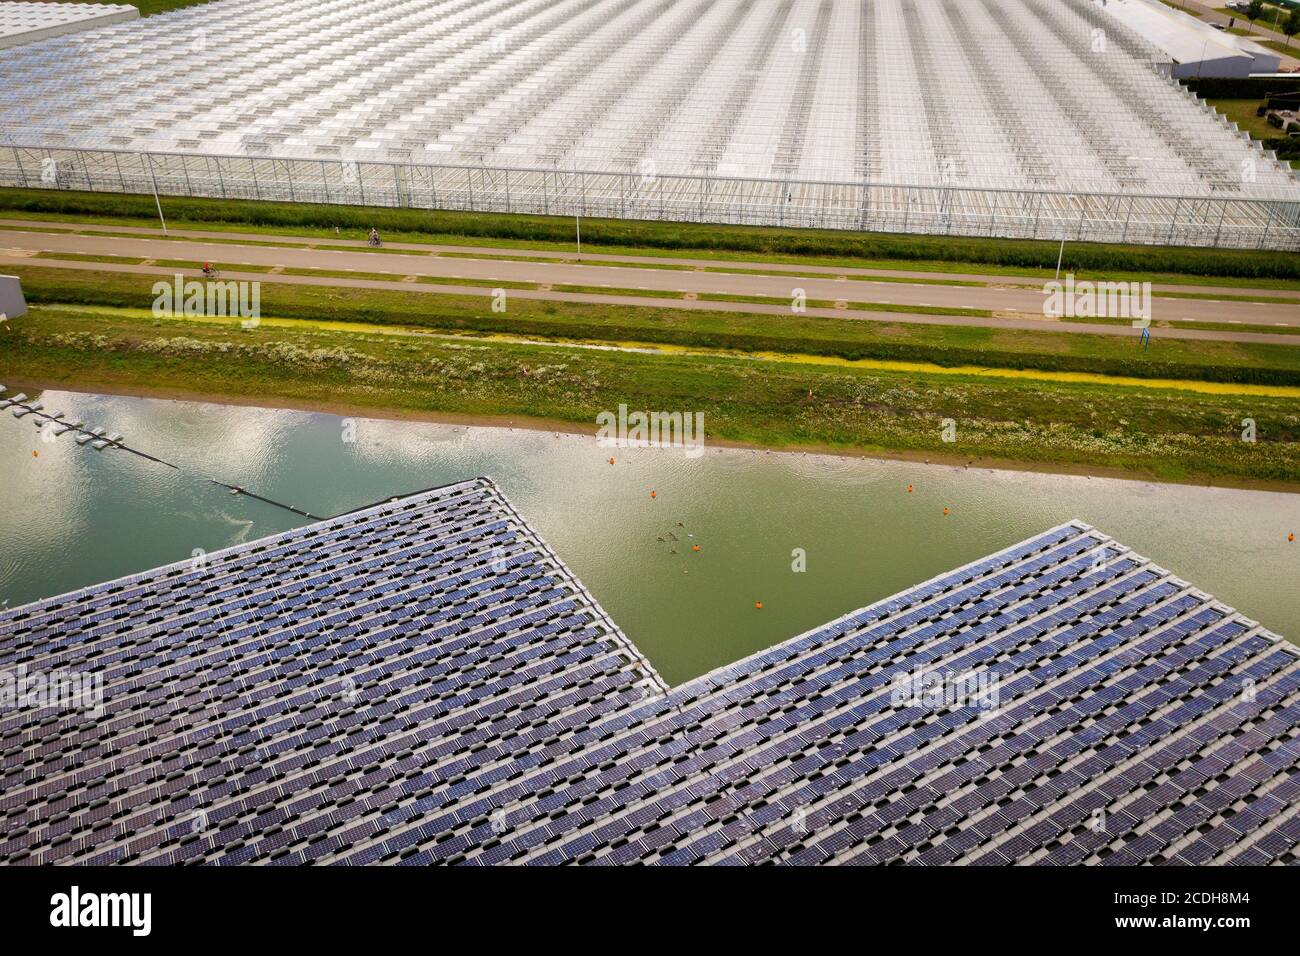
[11,251,1300,345]
[4,217,1299,300]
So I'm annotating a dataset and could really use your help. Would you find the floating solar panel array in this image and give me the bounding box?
[472,521,1300,866]
[0,478,665,865]
[1,487,1297,865]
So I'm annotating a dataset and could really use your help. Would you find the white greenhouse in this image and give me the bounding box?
[0,0,1297,248]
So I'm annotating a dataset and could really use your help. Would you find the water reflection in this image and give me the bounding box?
[1,389,1296,685]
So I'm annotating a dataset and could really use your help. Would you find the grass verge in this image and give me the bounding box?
[12,265,1300,385]
[3,187,1300,282]
[4,305,1296,485]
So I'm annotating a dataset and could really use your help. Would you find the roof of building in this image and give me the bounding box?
[0,1,137,50]
[2,481,1297,865]
[0,0,1294,201]
[1101,0,1280,68]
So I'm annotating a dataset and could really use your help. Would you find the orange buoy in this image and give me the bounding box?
[608,457,615,465]
[650,491,657,499]
[692,545,701,552]
[943,507,950,516]
[1290,533,1296,543]
[32,450,38,458]
[755,602,763,610]
[907,484,913,493]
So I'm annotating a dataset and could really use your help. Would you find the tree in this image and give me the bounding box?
[1284,8,1300,49]
[1245,0,1264,35]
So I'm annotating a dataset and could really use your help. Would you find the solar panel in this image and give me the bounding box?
[1,486,1297,866]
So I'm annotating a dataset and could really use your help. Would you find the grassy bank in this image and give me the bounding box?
[3,306,1296,485]
[1203,98,1300,170]
[3,187,1299,281]
[13,265,1300,386]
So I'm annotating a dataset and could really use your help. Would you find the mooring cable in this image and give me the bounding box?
[2,388,321,522]
[206,478,320,520]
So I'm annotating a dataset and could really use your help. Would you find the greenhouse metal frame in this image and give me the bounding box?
[0,0,1298,248]
[5,144,1299,249]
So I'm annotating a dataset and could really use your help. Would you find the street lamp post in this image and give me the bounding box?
[142,152,168,235]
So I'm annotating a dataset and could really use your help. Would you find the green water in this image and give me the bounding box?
[2,389,1297,685]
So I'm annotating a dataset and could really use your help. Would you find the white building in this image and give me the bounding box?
[0,1,137,51]
[1100,0,1282,78]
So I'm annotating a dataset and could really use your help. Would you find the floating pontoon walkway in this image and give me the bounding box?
[1,480,1297,865]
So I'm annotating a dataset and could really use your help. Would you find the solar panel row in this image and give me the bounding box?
[0,479,664,865]
[457,535,1300,866]
[1,479,1296,865]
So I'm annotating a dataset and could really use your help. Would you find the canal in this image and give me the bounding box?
[2,388,1297,685]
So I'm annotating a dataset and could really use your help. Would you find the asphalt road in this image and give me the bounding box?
[10,218,1300,298]
[1179,0,1300,70]
[1,221,1296,343]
